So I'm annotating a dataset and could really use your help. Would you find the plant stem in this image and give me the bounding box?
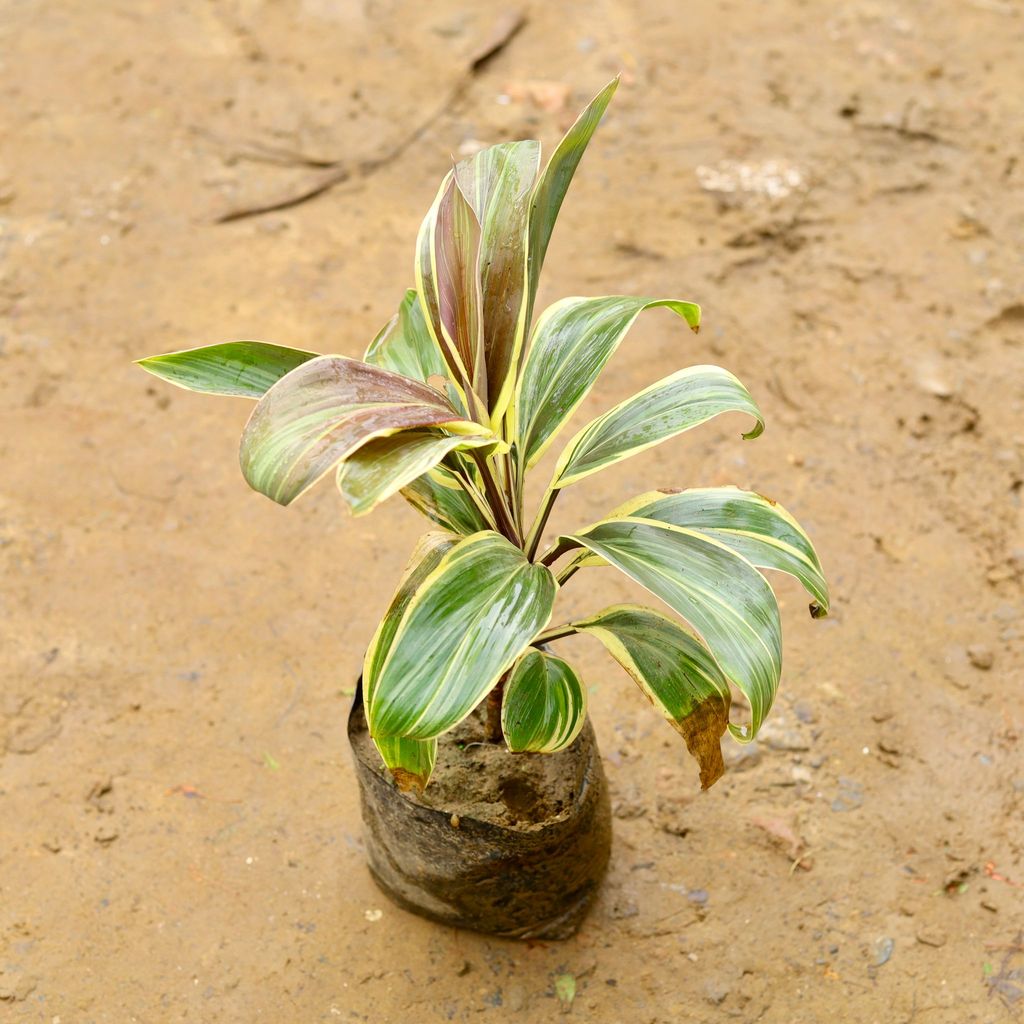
[524,486,559,561]
[445,457,500,532]
[535,623,578,643]
[485,672,507,743]
[500,449,525,538]
[538,535,579,567]
[556,563,580,586]
[471,450,521,545]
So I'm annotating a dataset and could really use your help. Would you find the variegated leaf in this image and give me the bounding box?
[573,605,731,788]
[363,531,457,715]
[366,532,557,740]
[239,355,487,506]
[526,78,619,322]
[372,733,438,794]
[617,487,829,612]
[552,365,764,488]
[414,172,488,416]
[501,649,587,753]
[337,431,498,517]
[400,464,492,535]
[455,141,540,422]
[562,517,782,740]
[137,341,317,398]
[516,296,701,468]
[364,289,448,384]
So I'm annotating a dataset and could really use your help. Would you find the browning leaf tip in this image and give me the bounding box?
[390,768,427,795]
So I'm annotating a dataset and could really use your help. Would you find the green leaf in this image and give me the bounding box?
[617,487,829,612]
[554,974,577,1007]
[136,341,317,398]
[563,517,781,740]
[414,172,488,415]
[364,289,448,383]
[516,296,700,468]
[239,355,487,506]
[527,78,619,320]
[573,605,731,788]
[552,365,764,488]
[363,531,458,713]
[337,431,498,517]
[455,141,540,422]
[366,532,557,740]
[501,649,587,753]
[372,733,437,794]
[400,464,492,535]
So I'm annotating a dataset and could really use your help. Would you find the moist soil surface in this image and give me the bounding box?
[2,2,1022,1022]
[351,700,583,828]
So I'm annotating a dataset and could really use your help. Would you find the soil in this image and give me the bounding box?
[1,1,1022,1022]
[351,700,582,828]
[348,692,609,940]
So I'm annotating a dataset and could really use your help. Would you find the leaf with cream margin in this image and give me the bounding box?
[239,355,489,506]
[501,649,587,753]
[364,531,457,715]
[337,431,500,517]
[366,531,556,740]
[552,365,763,488]
[363,532,452,793]
[616,487,829,613]
[400,465,492,535]
[372,733,438,795]
[573,605,731,788]
[364,289,448,384]
[414,173,488,417]
[137,341,317,398]
[455,141,540,422]
[516,296,700,468]
[526,77,619,321]
[559,517,782,741]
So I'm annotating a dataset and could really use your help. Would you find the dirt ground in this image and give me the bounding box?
[2,1,1022,1020]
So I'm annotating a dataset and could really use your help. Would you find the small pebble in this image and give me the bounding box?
[916,927,947,948]
[608,896,639,920]
[94,824,118,845]
[703,978,731,1005]
[966,644,994,670]
[831,777,864,813]
[765,729,810,753]
[915,364,954,398]
[873,936,894,966]
[724,741,762,772]
[793,701,817,724]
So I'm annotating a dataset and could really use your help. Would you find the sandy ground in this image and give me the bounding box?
[2,1,1023,1020]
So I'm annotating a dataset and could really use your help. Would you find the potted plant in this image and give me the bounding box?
[138,78,828,940]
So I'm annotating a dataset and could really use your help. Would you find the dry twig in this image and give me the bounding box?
[213,10,526,223]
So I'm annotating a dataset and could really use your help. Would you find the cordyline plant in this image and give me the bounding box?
[139,79,828,793]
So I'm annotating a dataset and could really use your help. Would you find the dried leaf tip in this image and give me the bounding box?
[390,768,427,795]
